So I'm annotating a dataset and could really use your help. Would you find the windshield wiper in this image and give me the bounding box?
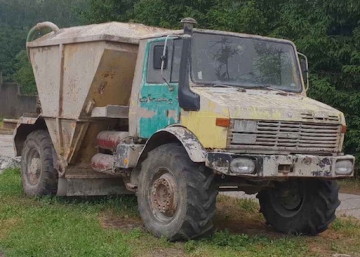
[203,83,246,92]
[212,84,233,88]
[248,85,289,95]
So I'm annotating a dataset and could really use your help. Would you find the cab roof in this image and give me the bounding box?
[27,21,294,48]
[27,21,176,47]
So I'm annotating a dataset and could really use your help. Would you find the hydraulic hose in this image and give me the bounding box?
[26,22,60,61]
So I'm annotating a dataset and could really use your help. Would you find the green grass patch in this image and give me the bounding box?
[0,169,359,256]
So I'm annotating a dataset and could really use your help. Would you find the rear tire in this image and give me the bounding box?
[137,143,218,241]
[257,179,340,235]
[21,130,58,196]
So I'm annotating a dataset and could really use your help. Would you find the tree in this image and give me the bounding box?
[3,0,360,166]
[81,0,360,166]
[0,0,88,94]
[13,50,36,95]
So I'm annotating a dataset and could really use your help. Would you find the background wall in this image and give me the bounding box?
[0,73,37,118]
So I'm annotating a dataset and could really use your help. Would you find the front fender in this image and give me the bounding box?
[141,126,206,163]
[130,126,207,186]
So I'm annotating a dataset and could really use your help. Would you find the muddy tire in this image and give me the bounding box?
[257,179,340,235]
[137,143,218,241]
[21,130,58,196]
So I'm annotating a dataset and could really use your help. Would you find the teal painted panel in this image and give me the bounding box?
[138,38,180,139]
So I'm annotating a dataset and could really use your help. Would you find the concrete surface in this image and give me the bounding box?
[0,134,15,158]
[1,133,360,219]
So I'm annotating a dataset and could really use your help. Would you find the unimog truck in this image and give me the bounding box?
[14,18,355,241]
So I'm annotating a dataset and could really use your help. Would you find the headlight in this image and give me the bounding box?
[335,160,353,175]
[230,158,256,174]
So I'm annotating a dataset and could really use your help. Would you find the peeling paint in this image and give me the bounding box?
[205,152,354,178]
[167,110,178,119]
[160,126,206,162]
[138,39,180,139]
[134,107,157,119]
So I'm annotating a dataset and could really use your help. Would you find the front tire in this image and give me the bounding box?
[257,179,340,235]
[137,143,218,241]
[21,130,58,196]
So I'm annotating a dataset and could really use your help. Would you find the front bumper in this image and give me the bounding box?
[206,152,355,178]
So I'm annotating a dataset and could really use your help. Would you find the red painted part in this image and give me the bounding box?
[97,131,124,150]
[91,153,114,172]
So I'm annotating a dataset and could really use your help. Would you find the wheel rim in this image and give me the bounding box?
[27,149,41,186]
[149,170,179,223]
[271,181,304,217]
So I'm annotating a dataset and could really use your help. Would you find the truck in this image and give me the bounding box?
[13,18,355,241]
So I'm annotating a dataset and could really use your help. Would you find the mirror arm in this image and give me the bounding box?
[161,35,174,92]
[298,52,309,91]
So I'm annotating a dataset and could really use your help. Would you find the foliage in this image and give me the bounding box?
[78,0,136,24]
[13,50,36,95]
[0,25,26,82]
[1,0,360,166]
[82,0,360,167]
[0,0,87,94]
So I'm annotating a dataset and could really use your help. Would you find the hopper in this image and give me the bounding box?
[27,21,172,171]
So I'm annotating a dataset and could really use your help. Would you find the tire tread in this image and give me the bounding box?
[138,143,218,241]
[258,179,339,235]
[21,130,58,196]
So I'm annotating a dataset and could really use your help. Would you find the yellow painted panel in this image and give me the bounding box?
[181,111,228,149]
[230,107,283,120]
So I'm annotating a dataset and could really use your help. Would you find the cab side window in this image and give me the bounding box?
[171,39,182,83]
[146,39,182,84]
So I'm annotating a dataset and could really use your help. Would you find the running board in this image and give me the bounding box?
[57,177,133,196]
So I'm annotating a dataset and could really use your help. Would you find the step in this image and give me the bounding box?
[91,105,129,118]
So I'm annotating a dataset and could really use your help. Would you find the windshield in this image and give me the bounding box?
[191,33,302,92]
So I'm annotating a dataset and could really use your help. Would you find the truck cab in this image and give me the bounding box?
[14,18,354,241]
[132,20,352,179]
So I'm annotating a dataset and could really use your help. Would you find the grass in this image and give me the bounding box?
[1,169,360,257]
[339,178,360,195]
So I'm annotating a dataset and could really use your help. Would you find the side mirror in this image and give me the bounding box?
[153,45,168,70]
[298,52,309,91]
[300,59,308,73]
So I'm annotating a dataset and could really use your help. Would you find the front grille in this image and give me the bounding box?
[228,120,341,153]
[301,112,340,122]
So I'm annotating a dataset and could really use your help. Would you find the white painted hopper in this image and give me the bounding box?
[27,21,171,171]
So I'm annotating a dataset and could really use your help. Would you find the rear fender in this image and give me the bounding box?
[13,116,47,156]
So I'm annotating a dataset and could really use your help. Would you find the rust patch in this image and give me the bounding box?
[102,71,115,79]
[150,173,178,217]
[302,156,312,165]
[98,81,107,95]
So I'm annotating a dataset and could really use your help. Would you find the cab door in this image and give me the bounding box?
[138,38,182,139]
